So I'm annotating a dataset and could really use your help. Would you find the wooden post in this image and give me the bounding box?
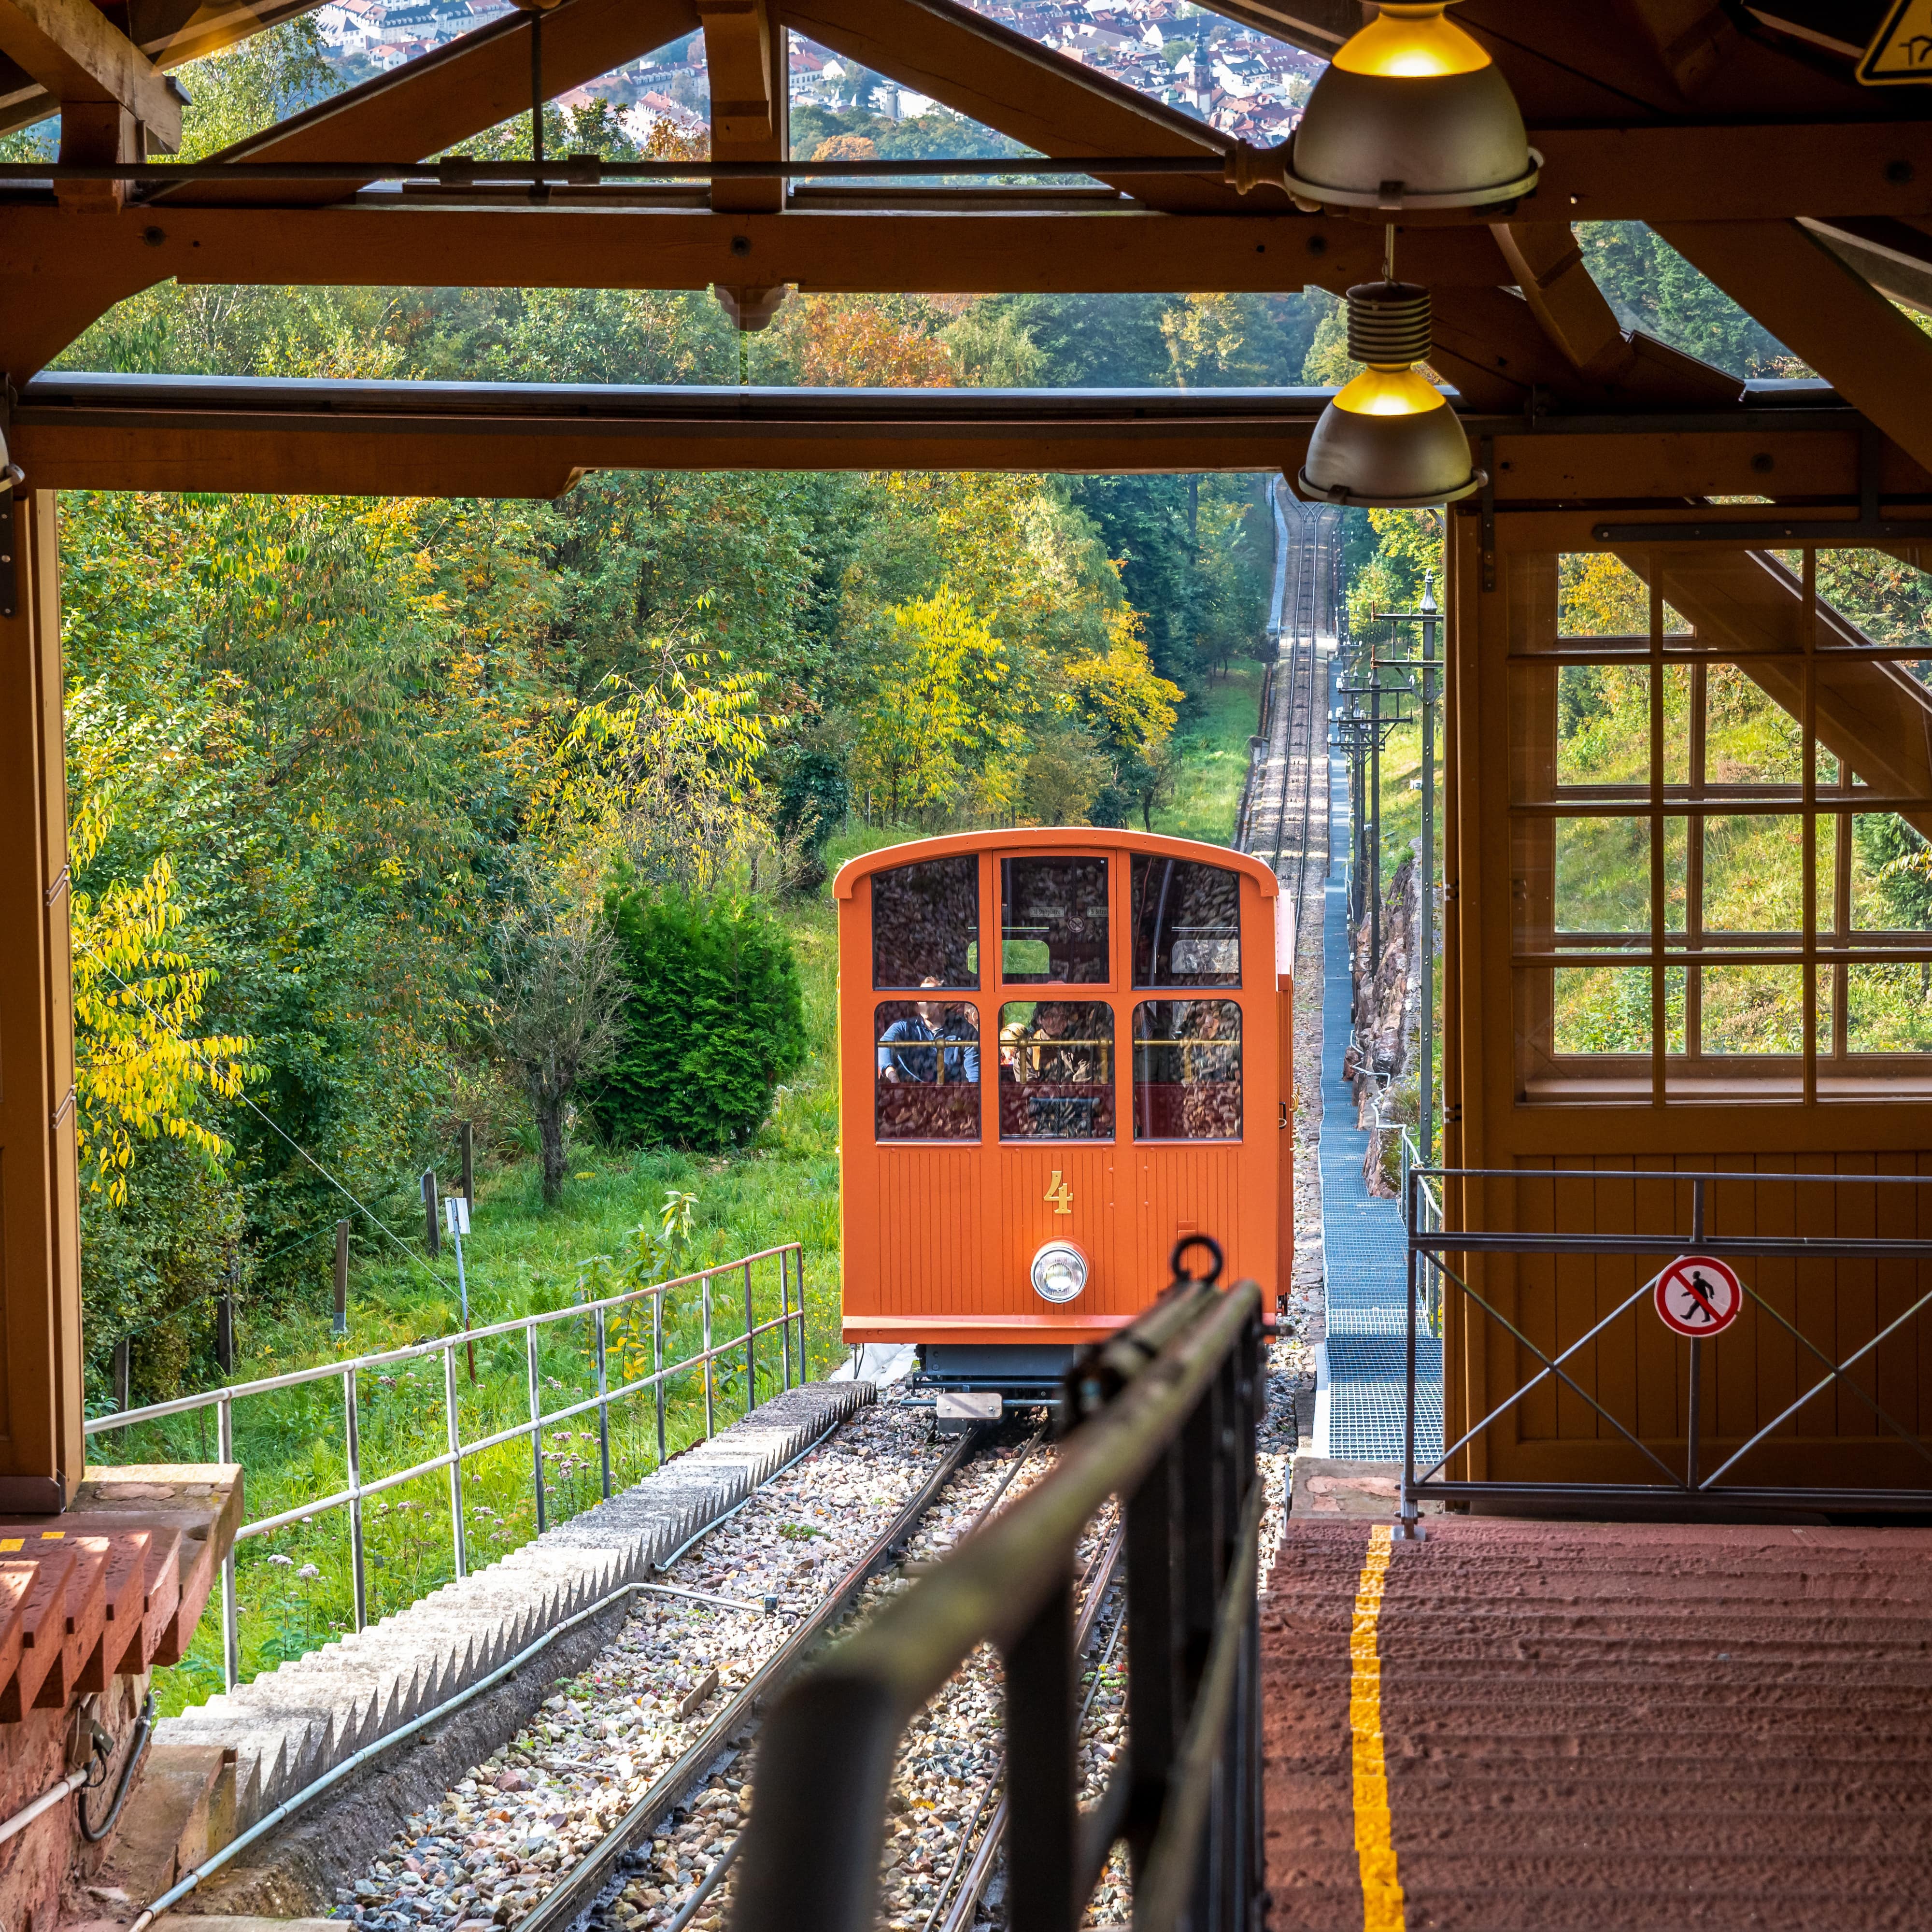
[423,1167,440,1258]
[215,1281,234,1375]
[333,1218,351,1336]
[111,1337,129,1413]
[459,1121,473,1213]
[0,491,83,1510]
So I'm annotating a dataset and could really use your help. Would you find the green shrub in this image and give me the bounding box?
[591,886,807,1152]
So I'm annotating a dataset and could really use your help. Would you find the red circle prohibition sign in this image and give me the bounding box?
[1653,1254,1744,1338]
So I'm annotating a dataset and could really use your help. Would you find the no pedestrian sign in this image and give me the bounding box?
[1653,1254,1743,1338]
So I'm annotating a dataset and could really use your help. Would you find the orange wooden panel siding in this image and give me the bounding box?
[836,829,1289,1347]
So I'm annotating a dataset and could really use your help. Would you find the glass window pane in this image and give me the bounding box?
[1851,814,1932,933]
[872,857,979,991]
[1703,816,1805,934]
[1813,549,1932,648]
[1703,664,1803,788]
[1554,819,1651,935]
[1131,856,1241,988]
[1558,554,1659,637]
[1554,664,1650,789]
[1552,966,1655,1056]
[998,1001,1113,1139]
[1000,857,1108,983]
[874,999,980,1141]
[1701,966,1804,1054]
[1845,963,1932,1052]
[1132,1000,1241,1140]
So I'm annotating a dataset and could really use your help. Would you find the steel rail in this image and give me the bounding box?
[928,1519,1128,1932]
[511,1427,990,1932]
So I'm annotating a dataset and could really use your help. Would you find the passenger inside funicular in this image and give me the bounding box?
[1130,856,1244,1141]
[871,855,982,1141]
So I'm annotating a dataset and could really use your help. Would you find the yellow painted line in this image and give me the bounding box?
[1350,1523,1406,1932]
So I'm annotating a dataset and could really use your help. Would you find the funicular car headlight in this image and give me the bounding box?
[1030,1240,1089,1305]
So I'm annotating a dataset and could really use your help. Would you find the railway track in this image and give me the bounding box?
[339,1405,1094,1932]
[1253,483,1341,946]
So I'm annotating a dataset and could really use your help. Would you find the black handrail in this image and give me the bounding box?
[730,1251,1264,1932]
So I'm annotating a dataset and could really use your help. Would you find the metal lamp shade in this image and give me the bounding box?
[1295,368,1483,509]
[1283,21,1539,211]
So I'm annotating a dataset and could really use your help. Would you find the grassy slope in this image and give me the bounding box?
[1151,660,1264,846]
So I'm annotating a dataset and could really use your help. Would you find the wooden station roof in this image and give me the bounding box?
[2,0,1932,495]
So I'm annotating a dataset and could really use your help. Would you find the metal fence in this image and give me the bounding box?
[85,1243,807,1689]
[1402,1168,1932,1528]
[734,1247,1264,1932]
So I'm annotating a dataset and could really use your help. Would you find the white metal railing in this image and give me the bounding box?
[85,1243,807,1690]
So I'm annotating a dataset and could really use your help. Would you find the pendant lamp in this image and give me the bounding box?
[1296,280,1483,509]
[1284,2,1538,212]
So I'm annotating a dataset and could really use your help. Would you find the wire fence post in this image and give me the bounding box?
[443,1341,467,1581]
[702,1274,715,1439]
[653,1291,667,1469]
[595,1306,612,1501]
[779,1249,792,1392]
[744,1260,756,1418]
[217,1394,239,1690]
[526,1322,547,1534]
[333,1219,351,1337]
[344,1365,367,1631]
[422,1168,440,1259]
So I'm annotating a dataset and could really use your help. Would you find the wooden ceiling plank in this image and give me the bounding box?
[0,0,178,143]
[778,0,1244,212]
[150,0,701,206]
[1656,215,1932,478]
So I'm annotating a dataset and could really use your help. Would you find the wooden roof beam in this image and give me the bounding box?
[1492,221,1740,404]
[1655,216,1932,480]
[0,204,1503,384]
[699,0,783,215]
[0,0,180,146]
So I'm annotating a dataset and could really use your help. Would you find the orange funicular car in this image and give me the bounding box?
[836,828,1292,1397]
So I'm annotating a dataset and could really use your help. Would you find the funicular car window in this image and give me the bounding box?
[999,1001,1114,1139]
[872,856,980,990]
[1000,857,1108,982]
[875,997,980,1142]
[1133,999,1241,1140]
[1132,856,1241,987]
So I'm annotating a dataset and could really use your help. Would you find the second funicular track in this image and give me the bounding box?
[1254,484,1340,938]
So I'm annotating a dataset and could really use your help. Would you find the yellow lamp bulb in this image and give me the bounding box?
[1332,364,1448,419]
[1333,3,1492,79]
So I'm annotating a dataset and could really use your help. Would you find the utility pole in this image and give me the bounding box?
[1372,570,1442,1165]
[1420,574,1438,1164]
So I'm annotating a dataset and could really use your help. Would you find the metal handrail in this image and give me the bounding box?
[731,1264,1264,1932]
[1401,1167,1932,1525]
[89,1242,807,1690]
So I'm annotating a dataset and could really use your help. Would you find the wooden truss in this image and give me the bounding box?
[0,0,1930,483]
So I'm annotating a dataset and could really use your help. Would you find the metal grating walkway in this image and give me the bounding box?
[1319,699,1442,1466]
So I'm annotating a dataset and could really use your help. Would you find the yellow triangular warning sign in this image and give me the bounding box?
[1861,0,1932,83]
